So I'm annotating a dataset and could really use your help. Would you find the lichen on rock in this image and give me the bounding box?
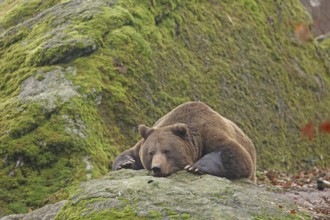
[19,67,80,111]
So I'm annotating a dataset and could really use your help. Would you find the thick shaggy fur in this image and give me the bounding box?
[112,102,256,182]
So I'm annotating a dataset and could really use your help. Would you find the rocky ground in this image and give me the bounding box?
[258,168,330,219]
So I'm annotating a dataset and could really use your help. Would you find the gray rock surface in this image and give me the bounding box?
[19,67,79,111]
[0,200,67,220]
[3,170,307,219]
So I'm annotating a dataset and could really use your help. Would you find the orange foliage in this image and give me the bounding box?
[301,122,315,140]
[301,121,330,140]
[319,121,330,134]
[294,23,312,42]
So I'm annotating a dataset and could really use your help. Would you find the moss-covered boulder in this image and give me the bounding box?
[1,170,313,219]
[0,0,329,216]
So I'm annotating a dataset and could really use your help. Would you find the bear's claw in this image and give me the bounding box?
[184,165,191,170]
[184,164,203,175]
[117,158,135,170]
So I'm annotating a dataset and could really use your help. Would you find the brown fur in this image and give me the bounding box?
[112,102,256,182]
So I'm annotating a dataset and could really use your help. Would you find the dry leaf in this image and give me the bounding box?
[301,122,314,141]
[295,23,312,42]
[319,121,330,134]
[290,209,298,214]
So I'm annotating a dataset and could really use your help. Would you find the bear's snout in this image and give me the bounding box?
[151,153,169,177]
[151,166,161,175]
[151,165,168,177]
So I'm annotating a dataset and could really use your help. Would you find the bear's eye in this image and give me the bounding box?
[149,151,154,156]
[163,150,170,154]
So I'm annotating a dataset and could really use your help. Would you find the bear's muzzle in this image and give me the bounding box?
[151,153,169,177]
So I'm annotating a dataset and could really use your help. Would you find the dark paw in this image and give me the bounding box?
[184,164,206,175]
[114,156,136,170]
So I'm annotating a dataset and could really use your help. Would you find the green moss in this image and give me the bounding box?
[164,208,192,219]
[148,210,163,218]
[56,197,143,219]
[1,0,330,217]
[9,117,39,138]
[84,207,144,220]
[253,209,312,220]
[320,36,330,56]
[26,38,96,66]
[0,0,65,29]
[7,201,28,214]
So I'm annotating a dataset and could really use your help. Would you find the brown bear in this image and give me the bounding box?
[112,102,256,182]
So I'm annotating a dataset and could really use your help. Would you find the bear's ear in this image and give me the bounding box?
[171,123,188,138]
[139,124,154,139]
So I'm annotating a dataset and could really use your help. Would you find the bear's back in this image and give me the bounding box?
[153,101,220,128]
[153,102,256,170]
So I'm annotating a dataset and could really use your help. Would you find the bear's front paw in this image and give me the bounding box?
[114,155,136,170]
[184,164,206,175]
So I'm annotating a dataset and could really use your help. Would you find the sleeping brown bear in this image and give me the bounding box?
[112,102,256,182]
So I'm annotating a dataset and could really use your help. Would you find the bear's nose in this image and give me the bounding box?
[151,166,161,174]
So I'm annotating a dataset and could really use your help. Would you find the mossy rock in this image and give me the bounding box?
[319,33,330,56]
[1,170,313,219]
[0,0,329,216]
[55,170,311,219]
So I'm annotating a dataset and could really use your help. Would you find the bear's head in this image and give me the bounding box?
[139,123,195,177]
